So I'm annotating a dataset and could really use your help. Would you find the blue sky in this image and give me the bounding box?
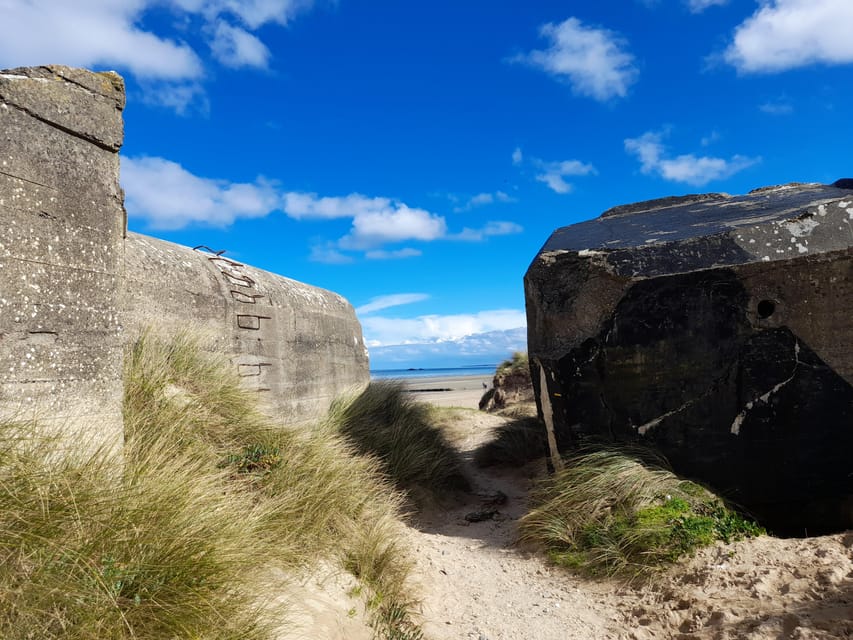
[3,0,852,367]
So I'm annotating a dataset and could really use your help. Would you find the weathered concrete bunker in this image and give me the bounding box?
[0,65,369,445]
[0,66,126,450]
[124,233,368,423]
[525,182,853,534]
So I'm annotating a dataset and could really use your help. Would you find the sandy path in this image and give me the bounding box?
[406,410,623,640]
[280,393,852,640]
[401,407,853,640]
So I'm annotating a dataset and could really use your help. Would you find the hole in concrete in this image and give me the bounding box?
[757,299,776,319]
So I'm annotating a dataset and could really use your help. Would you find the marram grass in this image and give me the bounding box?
[519,448,764,581]
[329,380,469,502]
[0,329,423,639]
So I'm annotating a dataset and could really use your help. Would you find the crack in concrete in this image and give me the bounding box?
[730,340,801,435]
[0,168,59,191]
[0,97,117,153]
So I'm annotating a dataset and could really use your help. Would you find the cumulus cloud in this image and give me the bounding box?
[122,155,280,229]
[123,156,520,258]
[209,20,271,68]
[356,293,430,315]
[282,191,449,251]
[759,99,794,115]
[361,309,527,347]
[512,147,523,165]
[0,1,203,80]
[308,243,354,264]
[365,248,423,260]
[515,17,638,101]
[535,159,597,194]
[338,205,448,250]
[624,130,760,186]
[452,221,524,241]
[724,0,853,73]
[0,0,313,111]
[453,191,516,212]
[686,0,728,12]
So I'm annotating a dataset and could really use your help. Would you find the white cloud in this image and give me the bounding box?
[194,0,310,29]
[308,243,353,264]
[700,131,720,147]
[339,205,448,250]
[535,159,597,194]
[759,99,794,115]
[123,156,518,256]
[453,191,516,212]
[512,147,523,165]
[356,293,430,315]
[0,0,314,112]
[0,1,203,80]
[139,80,209,114]
[122,155,280,229]
[283,193,393,220]
[686,0,728,13]
[624,130,760,186]
[452,221,523,241]
[724,0,853,73]
[361,309,527,347]
[365,248,423,260]
[282,191,448,250]
[209,20,270,68]
[515,17,638,101]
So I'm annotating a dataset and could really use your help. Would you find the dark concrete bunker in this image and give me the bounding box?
[525,181,853,535]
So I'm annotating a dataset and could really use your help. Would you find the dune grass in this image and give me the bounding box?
[0,330,423,639]
[473,415,547,468]
[329,381,470,502]
[519,448,764,581]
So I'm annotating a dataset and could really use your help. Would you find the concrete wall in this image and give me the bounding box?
[0,66,126,450]
[0,64,369,444]
[123,233,370,424]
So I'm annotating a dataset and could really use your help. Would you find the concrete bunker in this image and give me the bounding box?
[525,181,853,535]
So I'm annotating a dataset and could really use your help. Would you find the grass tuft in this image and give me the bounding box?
[473,416,547,468]
[329,381,470,500]
[0,329,424,639]
[519,448,764,581]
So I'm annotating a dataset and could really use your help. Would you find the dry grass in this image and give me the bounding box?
[329,381,470,502]
[0,330,424,639]
[519,448,764,581]
[473,416,547,467]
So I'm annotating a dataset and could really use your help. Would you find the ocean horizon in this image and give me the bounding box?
[370,364,497,380]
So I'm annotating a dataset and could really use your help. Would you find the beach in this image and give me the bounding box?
[399,374,491,409]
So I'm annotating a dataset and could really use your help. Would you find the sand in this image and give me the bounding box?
[280,392,853,640]
[401,374,491,409]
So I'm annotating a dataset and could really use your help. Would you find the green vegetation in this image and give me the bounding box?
[496,351,529,376]
[519,448,764,581]
[329,381,470,501]
[479,351,533,412]
[473,415,547,467]
[0,330,422,639]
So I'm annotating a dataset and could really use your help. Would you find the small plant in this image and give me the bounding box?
[329,381,470,499]
[520,448,764,580]
[221,443,282,475]
[496,351,529,376]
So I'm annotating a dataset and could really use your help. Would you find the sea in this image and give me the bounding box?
[370,364,497,380]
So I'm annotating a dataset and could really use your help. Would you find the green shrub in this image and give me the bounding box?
[329,381,470,499]
[519,448,764,580]
[496,351,529,376]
